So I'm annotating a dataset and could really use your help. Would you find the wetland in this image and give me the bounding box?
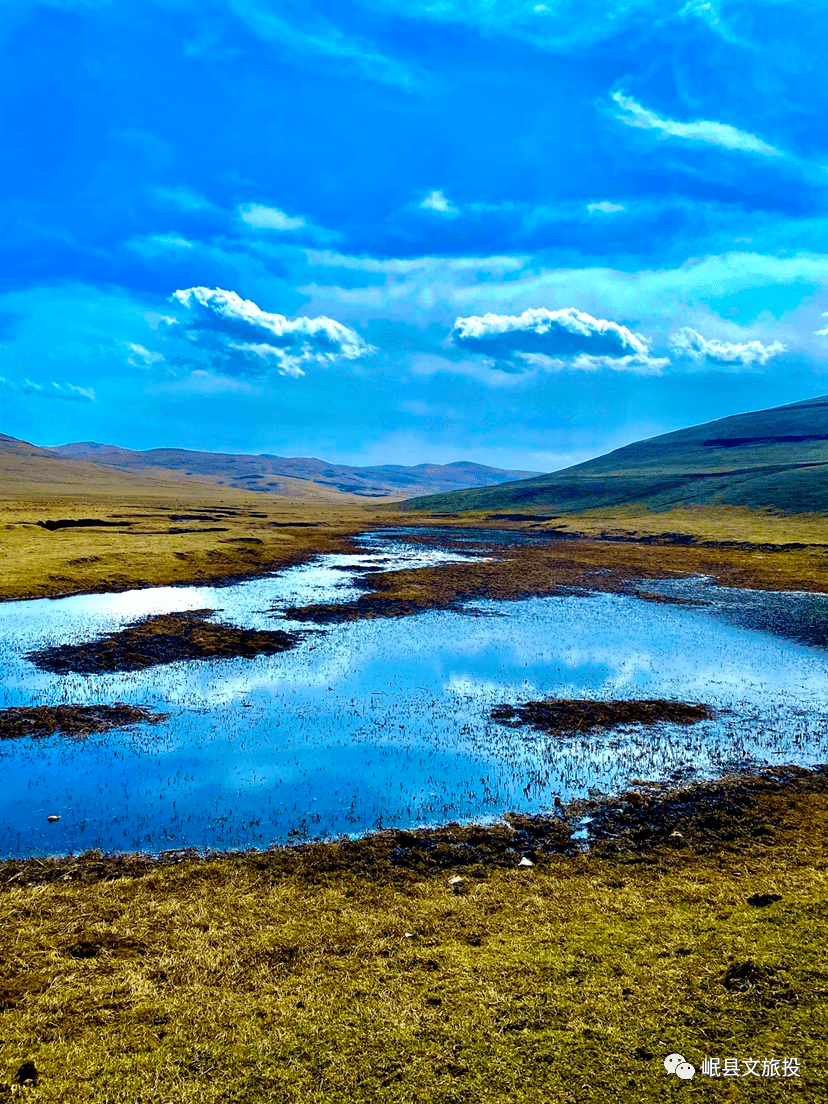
[3,517,828,1102]
[3,527,828,858]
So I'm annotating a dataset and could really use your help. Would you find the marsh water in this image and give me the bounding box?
[2,528,828,857]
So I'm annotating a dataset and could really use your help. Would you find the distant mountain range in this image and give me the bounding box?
[3,436,540,500]
[402,394,828,515]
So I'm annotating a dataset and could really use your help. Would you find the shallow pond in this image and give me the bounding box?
[2,529,828,857]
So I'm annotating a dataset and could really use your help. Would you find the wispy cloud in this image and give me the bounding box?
[151,186,221,214]
[225,1,419,88]
[611,91,784,158]
[238,204,306,231]
[587,201,625,214]
[171,286,375,378]
[668,326,786,368]
[420,190,459,215]
[816,313,828,337]
[122,342,165,369]
[450,307,668,374]
[1,376,95,402]
[362,0,679,52]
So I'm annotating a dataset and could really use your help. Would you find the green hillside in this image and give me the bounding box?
[402,393,828,515]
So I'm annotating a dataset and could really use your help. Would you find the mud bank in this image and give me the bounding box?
[27,609,301,673]
[490,698,715,736]
[0,764,822,882]
[0,704,166,740]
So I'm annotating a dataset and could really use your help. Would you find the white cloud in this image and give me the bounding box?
[420,190,459,215]
[452,306,650,355]
[1,376,95,402]
[680,0,719,24]
[587,201,625,214]
[171,286,375,378]
[294,250,828,370]
[517,351,670,375]
[129,234,196,254]
[816,313,828,337]
[668,326,786,368]
[302,250,526,277]
[152,186,219,214]
[123,342,165,368]
[238,204,306,231]
[611,91,784,158]
[450,306,668,374]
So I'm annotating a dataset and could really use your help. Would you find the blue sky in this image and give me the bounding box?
[2,0,828,470]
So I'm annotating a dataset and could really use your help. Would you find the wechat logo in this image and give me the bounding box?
[664,1053,695,1080]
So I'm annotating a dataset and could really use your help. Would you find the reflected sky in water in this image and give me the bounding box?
[2,531,828,857]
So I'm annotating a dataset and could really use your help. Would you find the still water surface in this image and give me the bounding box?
[2,529,828,856]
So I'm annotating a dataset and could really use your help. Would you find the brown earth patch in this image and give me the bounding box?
[27,609,301,674]
[0,704,166,740]
[490,698,715,735]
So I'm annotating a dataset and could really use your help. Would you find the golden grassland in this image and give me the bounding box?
[0,491,397,603]
[3,450,828,604]
[1,770,827,1102]
[514,502,828,546]
[0,442,407,600]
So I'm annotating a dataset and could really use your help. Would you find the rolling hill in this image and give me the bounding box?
[402,393,828,515]
[0,434,356,503]
[48,441,539,499]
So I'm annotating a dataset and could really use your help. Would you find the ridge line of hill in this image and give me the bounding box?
[0,434,541,502]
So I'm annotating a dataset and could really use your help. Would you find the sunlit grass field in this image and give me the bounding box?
[0,494,391,603]
[1,771,826,1101]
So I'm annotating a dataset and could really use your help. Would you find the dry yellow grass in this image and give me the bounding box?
[1,770,826,1102]
[533,504,828,546]
[0,470,408,602]
[0,437,411,600]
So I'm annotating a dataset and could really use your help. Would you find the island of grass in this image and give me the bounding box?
[0,704,166,740]
[491,698,715,735]
[27,609,301,674]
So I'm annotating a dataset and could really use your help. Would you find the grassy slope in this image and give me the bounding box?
[1,772,826,1102]
[402,393,828,515]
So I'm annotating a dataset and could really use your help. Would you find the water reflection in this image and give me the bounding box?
[1,531,828,856]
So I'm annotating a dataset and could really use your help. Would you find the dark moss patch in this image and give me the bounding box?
[575,764,820,855]
[0,704,166,740]
[27,609,301,674]
[13,1063,37,1087]
[720,960,796,1005]
[491,698,715,736]
[167,527,230,534]
[37,518,133,531]
[168,515,224,521]
[747,892,783,907]
[285,593,434,623]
